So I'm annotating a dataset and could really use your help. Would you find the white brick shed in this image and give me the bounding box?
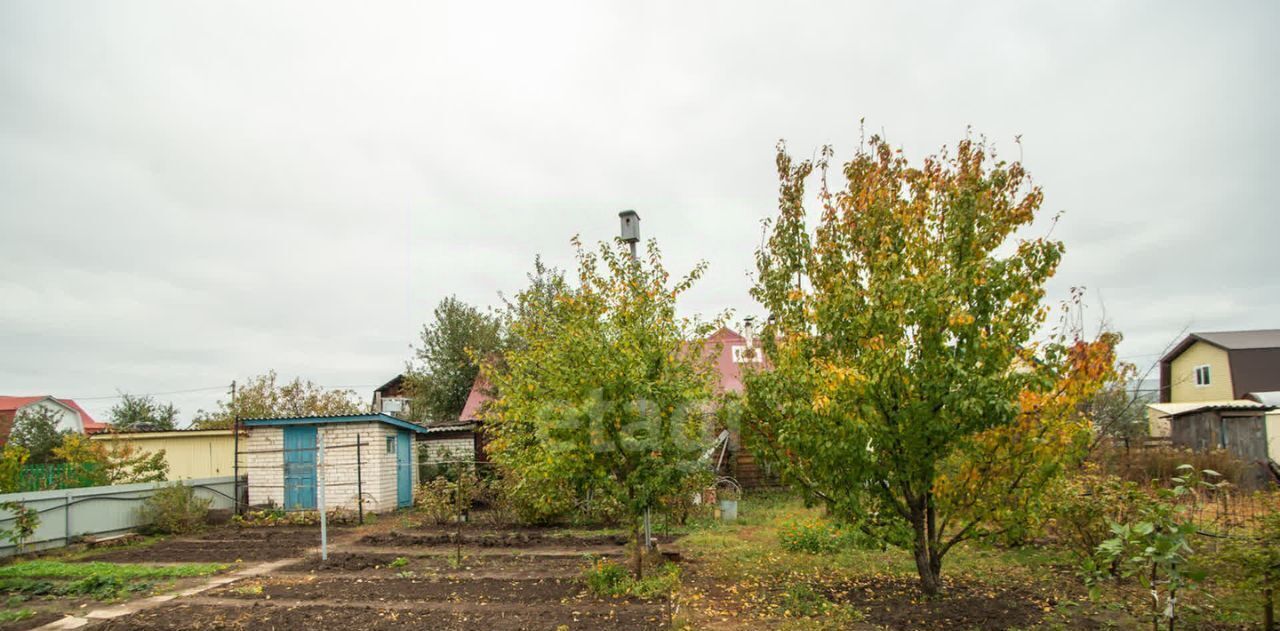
[242,414,428,514]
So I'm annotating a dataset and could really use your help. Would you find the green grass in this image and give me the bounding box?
[0,608,35,623]
[0,560,225,580]
[582,557,681,599]
[676,492,1271,630]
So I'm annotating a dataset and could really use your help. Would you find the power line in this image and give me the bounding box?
[69,386,230,401]
[69,382,379,401]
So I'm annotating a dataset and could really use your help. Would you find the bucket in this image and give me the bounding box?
[719,499,738,522]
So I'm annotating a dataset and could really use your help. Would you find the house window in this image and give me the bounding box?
[386,436,396,454]
[1194,365,1211,387]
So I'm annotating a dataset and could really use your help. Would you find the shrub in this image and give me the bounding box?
[138,483,211,535]
[778,517,880,554]
[476,475,517,526]
[0,445,30,493]
[659,470,715,527]
[583,557,630,595]
[1086,465,1224,629]
[415,477,458,525]
[0,501,40,553]
[1221,495,1280,629]
[231,507,359,527]
[1095,444,1247,489]
[413,470,481,525]
[1046,466,1146,569]
[581,557,680,599]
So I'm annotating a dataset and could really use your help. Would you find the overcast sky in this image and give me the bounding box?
[2,1,1277,423]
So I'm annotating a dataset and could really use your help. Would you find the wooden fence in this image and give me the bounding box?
[14,463,103,492]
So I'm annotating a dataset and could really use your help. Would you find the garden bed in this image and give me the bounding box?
[86,527,328,562]
[85,521,676,631]
[210,575,582,603]
[92,601,670,630]
[357,530,637,549]
[281,551,588,577]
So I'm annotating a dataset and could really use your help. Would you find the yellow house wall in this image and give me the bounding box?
[91,432,236,480]
[1170,341,1235,403]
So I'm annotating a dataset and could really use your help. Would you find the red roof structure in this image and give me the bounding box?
[454,326,766,422]
[458,373,493,422]
[0,396,108,442]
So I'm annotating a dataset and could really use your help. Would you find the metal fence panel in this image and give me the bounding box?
[0,475,240,557]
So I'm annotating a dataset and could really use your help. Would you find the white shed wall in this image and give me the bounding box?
[244,422,418,514]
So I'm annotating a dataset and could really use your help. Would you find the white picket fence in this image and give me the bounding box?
[0,476,239,557]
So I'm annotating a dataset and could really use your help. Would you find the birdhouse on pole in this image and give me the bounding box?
[618,210,640,258]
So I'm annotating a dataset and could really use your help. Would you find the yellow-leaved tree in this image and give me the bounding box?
[743,132,1118,595]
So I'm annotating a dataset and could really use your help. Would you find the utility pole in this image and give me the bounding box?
[230,380,240,514]
[618,210,651,551]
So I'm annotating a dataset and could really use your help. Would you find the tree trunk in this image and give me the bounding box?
[912,540,942,595]
[633,523,645,580]
[1264,588,1274,631]
[910,504,941,596]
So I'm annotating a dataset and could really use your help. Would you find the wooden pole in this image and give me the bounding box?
[455,459,463,567]
[230,380,240,514]
[355,435,364,525]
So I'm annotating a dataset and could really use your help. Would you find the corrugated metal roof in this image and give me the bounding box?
[1245,391,1280,406]
[241,413,431,434]
[1147,400,1267,417]
[422,421,478,434]
[91,427,233,438]
[1154,399,1274,418]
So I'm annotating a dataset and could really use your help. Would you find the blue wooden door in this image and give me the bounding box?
[396,430,412,508]
[283,426,317,510]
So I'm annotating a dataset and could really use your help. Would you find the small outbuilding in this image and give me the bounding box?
[242,414,428,513]
[90,428,236,480]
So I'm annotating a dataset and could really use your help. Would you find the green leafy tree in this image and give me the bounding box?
[191,371,365,429]
[1091,466,1222,631]
[9,406,68,464]
[484,238,718,578]
[744,134,1069,595]
[53,433,168,485]
[406,296,505,422]
[107,393,180,432]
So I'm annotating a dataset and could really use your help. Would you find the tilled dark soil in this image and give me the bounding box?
[825,575,1050,630]
[88,527,327,562]
[358,530,631,548]
[91,602,670,630]
[189,526,350,542]
[282,551,408,572]
[282,551,593,579]
[211,576,583,603]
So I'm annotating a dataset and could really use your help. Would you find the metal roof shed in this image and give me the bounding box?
[240,414,429,513]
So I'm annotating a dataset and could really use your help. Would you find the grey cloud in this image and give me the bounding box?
[2,0,1276,421]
